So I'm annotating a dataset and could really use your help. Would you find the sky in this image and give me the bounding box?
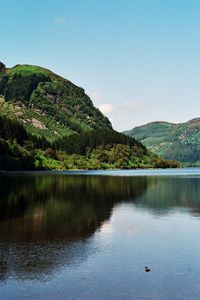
[0,0,200,131]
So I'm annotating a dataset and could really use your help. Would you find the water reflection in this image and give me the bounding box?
[0,173,199,283]
[0,174,148,238]
[135,177,200,216]
[0,174,147,281]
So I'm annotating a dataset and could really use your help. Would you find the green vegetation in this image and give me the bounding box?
[60,144,179,170]
[0,114,179,171]
[55,129,146,154]
[0,63,111,141]
[124,119,200,166]
[0,62,180,171]
[0,115,51,170]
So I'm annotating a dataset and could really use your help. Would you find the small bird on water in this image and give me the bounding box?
[145,266,151,272]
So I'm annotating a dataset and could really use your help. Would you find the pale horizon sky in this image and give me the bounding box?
[1,0,200,131]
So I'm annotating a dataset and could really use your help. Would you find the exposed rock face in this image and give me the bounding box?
[31,118,46,129]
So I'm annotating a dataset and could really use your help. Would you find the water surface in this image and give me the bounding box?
[0,169,200,299]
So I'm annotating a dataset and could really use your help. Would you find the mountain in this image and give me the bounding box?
[124,118,200,166]
[0,62,111,141]
[0,62,180,171]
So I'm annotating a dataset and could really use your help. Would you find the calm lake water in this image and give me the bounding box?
[0,169,200,299]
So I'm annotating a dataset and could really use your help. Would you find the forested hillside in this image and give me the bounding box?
[0,62,111,141]
[124,119,200,166]
[0,114,179,170]
[0,62,180,170]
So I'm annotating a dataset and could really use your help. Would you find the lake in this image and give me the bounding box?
[0,169,200,299]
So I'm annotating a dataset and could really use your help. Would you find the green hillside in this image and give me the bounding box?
[0,62,111,141]
[0,113,180,171]
[0,62,180,171]
[124,119,200,166]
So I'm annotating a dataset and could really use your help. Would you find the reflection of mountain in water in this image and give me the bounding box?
[0,174,147,281]
[0,173,199,282]
[136,177,200,215]
[0,174,148,239]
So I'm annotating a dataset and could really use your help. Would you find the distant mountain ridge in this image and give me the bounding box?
[124,118,200,166]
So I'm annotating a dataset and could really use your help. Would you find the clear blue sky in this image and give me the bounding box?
[1,0,200,130]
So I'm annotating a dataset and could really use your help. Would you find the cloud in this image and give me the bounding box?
[98,101,140,118]
[55,17,65,24]
[98,103,114,114]
[90,91,103,101]
[98,101,142,131]
[118,101,139,114]
[97,98,181,131]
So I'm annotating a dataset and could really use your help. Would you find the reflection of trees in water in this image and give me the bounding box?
[0,174,147,281]
[0,174,199,281]
[136,177,200,215]
[0,175,147,239]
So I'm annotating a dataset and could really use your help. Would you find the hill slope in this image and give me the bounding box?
[0,114,179,171]
[124,119,200,165]
[0,62,180,170]
[0,62,111,141]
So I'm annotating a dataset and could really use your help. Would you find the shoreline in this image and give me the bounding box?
[1,167,200,177]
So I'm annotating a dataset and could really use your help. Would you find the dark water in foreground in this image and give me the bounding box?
[0,169,200,299]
